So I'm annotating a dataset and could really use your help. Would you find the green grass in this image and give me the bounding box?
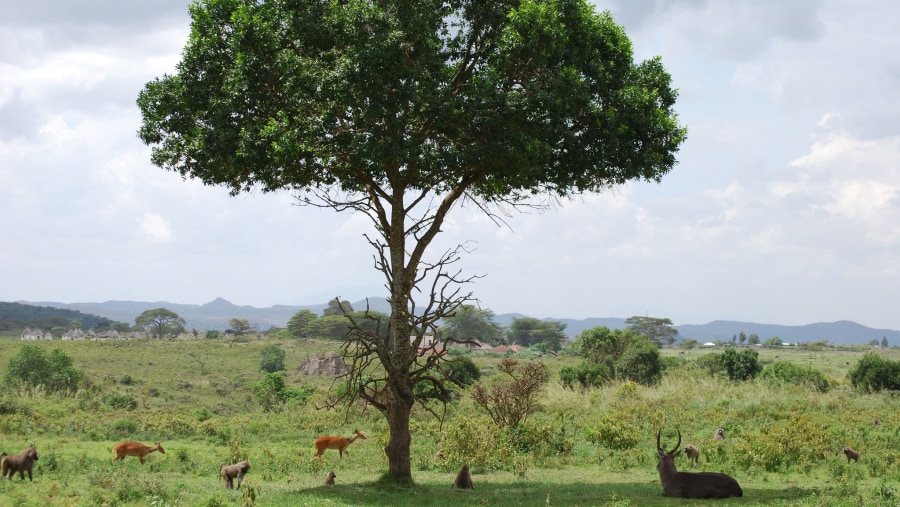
[0,336,897,506]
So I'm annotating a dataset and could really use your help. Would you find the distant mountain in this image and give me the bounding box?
[13,298,900,345]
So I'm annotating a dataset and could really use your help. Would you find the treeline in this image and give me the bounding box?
[0,302,122,332]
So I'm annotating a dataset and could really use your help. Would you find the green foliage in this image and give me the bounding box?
[624,316,678,347]
[259,344,286,373]
[763,336,784,348]
[761,361,830,392]
[441,305,504,346]
[134,308,185,339]
[4,344,85,394]
[732,414,831,472]
[507,317,566,351]
[251,372,314,412]
[444,355,481,387]
[562,327,662,387]
[0,301,120,332]
[438,415,514,472]
[720,347,762,381]
[848,352,900,392]
[585,416,641,450]
[286,309,317,338]
[204,330,221,339]
[228,318,256,336]
[102,392,138,411]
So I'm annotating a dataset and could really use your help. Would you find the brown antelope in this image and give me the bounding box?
[112,441,165,464]
[313,429,367,458]
[657,429,742,499]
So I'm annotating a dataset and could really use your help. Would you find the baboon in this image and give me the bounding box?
[872,418,880,427]
[714,428,726,441]
[1,447,39,481]
[220,461,250,489]
[684,444,700,465]
[843,447,860,463]
[325,470,336,486]
[454,464,474,490]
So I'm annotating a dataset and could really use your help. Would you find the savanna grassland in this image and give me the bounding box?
[0,335,897,507]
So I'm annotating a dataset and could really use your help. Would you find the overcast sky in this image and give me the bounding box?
[2,1,899,329]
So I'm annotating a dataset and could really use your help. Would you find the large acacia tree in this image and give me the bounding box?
[138,0,686,480]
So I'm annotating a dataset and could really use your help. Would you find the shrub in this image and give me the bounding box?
[252,372,314,411]
[585,416,641,450]
[561,327,662,388]
[761,361,830,392]
[4,344,85,395]
[721,347,761,381]
[439,415,513,472]
[472,359,549,427]
[848,353,900,392]
[102,392,138,411]
[259,344,286,373]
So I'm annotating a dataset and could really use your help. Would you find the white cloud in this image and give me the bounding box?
[139,213,173,243]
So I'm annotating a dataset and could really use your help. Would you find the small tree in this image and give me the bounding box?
[721,347,762,381]
[286,309,317,338]
[763,336,783,348]
[323,299,354,317]
[471,359,549,427]
[848,353,900,393]
[560,326,661,387]
[507,317,567,351]
[4,344,85,394]
[441,305,504,346]
[134,308,185,339]
[259,344,286,373]
[229,318,256,336]
[624,316,679,347]
[882,336,889,348]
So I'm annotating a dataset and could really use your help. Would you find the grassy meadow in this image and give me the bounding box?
[0,335,897,506]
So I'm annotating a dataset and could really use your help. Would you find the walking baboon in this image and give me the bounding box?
[684,444,700,465]
[1,447,38,481]
[843,447,860,463]
[325,470,336,486]
[454,464,473,489]
[220,461,250,489]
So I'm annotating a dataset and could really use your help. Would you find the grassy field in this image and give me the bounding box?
[0,336,897,506]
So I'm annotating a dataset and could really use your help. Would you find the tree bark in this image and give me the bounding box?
[385,386,414,480]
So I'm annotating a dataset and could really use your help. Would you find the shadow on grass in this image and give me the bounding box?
[288,479,820,506]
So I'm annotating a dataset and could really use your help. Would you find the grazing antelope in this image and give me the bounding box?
[112,441,165,464]
[843,447,860,463]
[1,447,38,481]
[714,428,726,441]
[657,429,743,499]
[313,429,367,458]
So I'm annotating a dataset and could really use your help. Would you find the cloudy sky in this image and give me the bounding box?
[2,1,899,329]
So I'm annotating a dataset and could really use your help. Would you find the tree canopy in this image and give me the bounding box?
[137,0,685,481]
[624,316,678,347]
[441,305,504,345]
[134,308,186,339]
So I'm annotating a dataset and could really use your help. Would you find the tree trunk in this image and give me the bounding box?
[385,388,414,480]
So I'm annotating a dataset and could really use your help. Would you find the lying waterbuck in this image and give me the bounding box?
[657,429,743,499]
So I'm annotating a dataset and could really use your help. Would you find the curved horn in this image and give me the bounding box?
[669,428,682,455]
[656,430,662,452]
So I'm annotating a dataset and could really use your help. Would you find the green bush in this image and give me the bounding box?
[561,327,662,388]
[259,344,286,373]
[721,347,761,381]
[102,392,138,411]
[761,361,830,392]
[3,344,85,395]
[848,353,900,392]
[585,416,640,450]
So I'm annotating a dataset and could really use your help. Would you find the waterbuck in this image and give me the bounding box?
[657,429,743,499]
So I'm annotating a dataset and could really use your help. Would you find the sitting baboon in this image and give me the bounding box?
[1,447,39,481]
[683,444,700,465]
[872,418,880,427]
[220,461,250,489]
[843,447,860,463]
[325,470,336,486]
[714,428,726,441]
[454,464,473,490]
